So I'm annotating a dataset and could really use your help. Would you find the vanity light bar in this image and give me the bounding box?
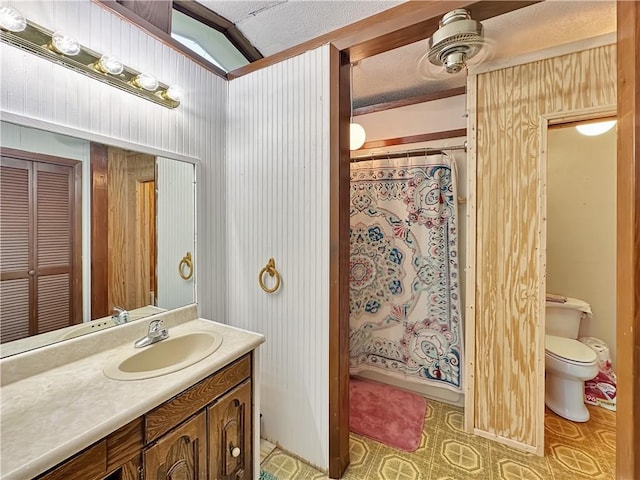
[0,15,181,109]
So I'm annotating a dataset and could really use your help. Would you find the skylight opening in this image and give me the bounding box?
[171,32,225,71]
[171,8,250,73]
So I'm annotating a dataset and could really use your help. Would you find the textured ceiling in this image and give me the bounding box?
[196,1,616,107]
[198,0,402,56]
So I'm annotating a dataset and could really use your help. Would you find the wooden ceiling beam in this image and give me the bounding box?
[353,86,466,116]
[358,129,467,151]
[228,0,542,80]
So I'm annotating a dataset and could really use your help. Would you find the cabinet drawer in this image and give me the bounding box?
[37,441,106,480]
[145,354,251,443]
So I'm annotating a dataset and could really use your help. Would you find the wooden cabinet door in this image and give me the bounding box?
[208,380,252,480]
[143,411,207,480]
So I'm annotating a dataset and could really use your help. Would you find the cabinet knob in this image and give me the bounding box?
[28,270,35,276]
[231,446,241,458]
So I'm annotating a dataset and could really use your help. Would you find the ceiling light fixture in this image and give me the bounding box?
[0,7,181,108]
[575,120,616,136]
[350,123,366,151]
[350,63,366,151]
[427,9,485,74]
[0,5,26,32]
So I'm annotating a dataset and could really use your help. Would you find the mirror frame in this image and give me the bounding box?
[0,111,200,357]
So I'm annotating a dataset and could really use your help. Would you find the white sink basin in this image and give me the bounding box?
[103,331,223,381]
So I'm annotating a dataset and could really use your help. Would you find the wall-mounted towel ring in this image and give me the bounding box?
[259,258,281,294]
[178,252,194,280]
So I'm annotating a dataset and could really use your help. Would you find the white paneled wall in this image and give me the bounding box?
[227,46,331,470]
[156,157,196,310]
[0,0,227,323]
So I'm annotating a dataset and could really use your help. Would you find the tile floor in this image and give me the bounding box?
[260,401,616,480]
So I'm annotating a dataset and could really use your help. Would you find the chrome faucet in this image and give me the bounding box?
[112,306,129,325]
[134,319,169,348]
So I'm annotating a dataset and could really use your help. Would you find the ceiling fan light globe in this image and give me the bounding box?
[444,51,466,73]
[350,123,366,151]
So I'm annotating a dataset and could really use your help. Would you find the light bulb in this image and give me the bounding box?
[163,85,184,102]
[96,55,123,75]
[0,5,26,32]
[132,73,159,91]
[575,120,616,136]
[50,31,81,56]
[350,123,366,150]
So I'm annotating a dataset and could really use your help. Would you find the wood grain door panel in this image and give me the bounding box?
[143,411,207,480]
[208,380,252,480]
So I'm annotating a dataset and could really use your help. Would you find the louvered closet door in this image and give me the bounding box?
[0,158,32,343]
[1,156,76,342]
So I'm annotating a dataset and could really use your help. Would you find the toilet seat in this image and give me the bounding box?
[545,335,597,365]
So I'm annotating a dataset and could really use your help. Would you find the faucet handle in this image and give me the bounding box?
[148,319,164,333]
[112,306,129,325]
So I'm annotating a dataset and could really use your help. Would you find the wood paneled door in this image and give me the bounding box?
[0,149,82,343]
[91,144,157,319]
[143,411,208,480]
[207,380,252,480]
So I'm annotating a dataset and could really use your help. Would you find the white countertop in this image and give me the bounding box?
[0,314,265,480]
[0,305,167,359]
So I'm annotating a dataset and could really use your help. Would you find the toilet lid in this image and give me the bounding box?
[545,335,598,363]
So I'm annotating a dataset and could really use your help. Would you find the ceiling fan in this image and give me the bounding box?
[418,9,493,79]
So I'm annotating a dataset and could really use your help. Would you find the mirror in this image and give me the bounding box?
[0,121,197,357]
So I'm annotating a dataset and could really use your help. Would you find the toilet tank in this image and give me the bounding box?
[545,296,592,338]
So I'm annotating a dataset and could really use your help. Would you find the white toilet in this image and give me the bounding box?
[545,296,598,422]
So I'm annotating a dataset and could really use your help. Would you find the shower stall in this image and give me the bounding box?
[349,145,466,406]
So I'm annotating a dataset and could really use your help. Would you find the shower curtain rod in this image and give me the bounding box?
[351,143,467,163]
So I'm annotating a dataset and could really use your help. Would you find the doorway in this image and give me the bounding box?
[543,116,617,476]
[90,145,156,319]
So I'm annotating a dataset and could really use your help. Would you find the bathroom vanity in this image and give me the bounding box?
[0,305,265,480]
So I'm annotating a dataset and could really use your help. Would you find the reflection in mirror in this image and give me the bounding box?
[0,122,196,357]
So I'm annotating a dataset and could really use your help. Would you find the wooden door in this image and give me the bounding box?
[143,411,207,480]
[208,380,252,480]
[0,153,81,342]
[106,147,155,312]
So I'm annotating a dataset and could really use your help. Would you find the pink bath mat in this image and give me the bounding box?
[349,377,427,451]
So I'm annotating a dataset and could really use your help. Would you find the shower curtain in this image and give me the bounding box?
[349,154,463,392]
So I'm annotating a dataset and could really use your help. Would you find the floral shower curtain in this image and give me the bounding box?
[349,155,463,391]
